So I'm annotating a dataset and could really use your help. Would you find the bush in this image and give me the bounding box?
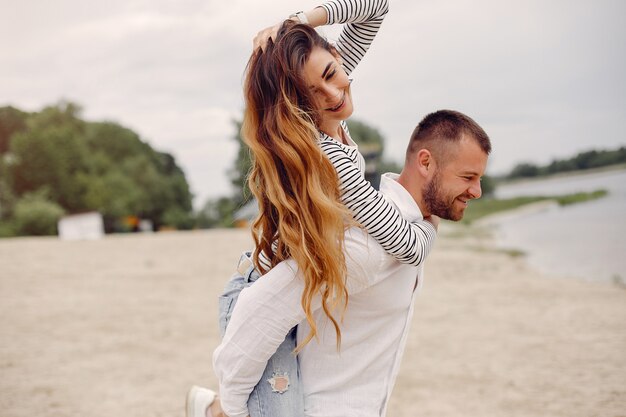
[0,221,16,238]
[480,175,496,197]
[13,192,65,236]
[162,207,195,230]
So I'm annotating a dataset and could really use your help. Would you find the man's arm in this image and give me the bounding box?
[213,229,381,417]
[212,259,306,417]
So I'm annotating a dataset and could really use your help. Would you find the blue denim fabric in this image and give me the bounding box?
[218,252,304,417]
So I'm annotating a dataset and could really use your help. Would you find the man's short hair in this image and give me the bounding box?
[405,110,491,165]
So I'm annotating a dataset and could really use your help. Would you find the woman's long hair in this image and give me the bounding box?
[242,21,351,351]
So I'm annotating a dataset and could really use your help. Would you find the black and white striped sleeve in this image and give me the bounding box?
[319,140,437,267]
[320,0,389,75]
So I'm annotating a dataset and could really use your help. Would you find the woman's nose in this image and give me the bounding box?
[322,85,341,101]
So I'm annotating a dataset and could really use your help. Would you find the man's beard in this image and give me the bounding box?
[423,171,464,221]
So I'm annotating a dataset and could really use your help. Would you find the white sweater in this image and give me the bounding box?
[214,174,426,417]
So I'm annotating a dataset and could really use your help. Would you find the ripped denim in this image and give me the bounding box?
[218,252,305,417]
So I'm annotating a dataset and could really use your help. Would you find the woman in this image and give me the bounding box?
[187,0,438,416]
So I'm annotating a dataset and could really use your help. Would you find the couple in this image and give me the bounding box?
[189,0,491,416]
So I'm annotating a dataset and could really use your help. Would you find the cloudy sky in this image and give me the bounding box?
[2,0,625,208]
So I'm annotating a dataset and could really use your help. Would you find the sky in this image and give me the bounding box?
[2,0,625,209]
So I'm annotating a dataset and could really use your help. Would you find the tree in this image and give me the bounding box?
[545,159,576,175]
[345,119,385,188]
[195,196,238,228]
[227,120,253,207]
[505,146,626,179]
[346,119,384,147]
[0,106,29,154]
[480,175,496,197]
[85,122,149,164]
[508,162,540,179]
[0,102,194,236]
[81,170,142,218]
[83,121,193,229]
[9,120,91,212]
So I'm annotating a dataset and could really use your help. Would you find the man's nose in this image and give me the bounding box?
[468,180,482,199]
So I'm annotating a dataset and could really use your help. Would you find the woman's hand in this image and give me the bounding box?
[253,22,284,52]
[252,8,326,52]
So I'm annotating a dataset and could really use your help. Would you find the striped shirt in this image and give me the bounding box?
[319,0,436,266]
[260,0,437,269]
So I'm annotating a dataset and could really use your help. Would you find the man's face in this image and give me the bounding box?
[423,135,488,221]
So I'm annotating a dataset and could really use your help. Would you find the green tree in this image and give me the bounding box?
[480,175,496,197]
[346,119,384,147]
[508,162,540,179]
[85,121,150,163]
[0,156,17,220]
[0,106,30,222]
[0,106,29,154]
[83,121,193,229]
[227,120,253,207]
[196,196,238,228]
[81,170,142,218]
[156,152,193,213]
[162,206,195,230]
[9,121,90,212]
[544,158,576,175]
[346,119,386,188]
[1,102,194,235]
[506,146,626,179]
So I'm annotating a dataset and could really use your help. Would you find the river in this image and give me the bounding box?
[489,168,626,283]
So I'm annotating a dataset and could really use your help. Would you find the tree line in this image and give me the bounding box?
[0,102,193,236]
[0,102,500,236]
[505,146,626,180]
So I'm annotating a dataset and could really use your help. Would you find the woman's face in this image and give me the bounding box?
[302,46,353,129]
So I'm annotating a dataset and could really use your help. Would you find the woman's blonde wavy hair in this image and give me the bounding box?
[242,20,352,352]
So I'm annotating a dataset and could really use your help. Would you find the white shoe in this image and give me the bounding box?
[186,385,217,417]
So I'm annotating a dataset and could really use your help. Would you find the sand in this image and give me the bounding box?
[0,226,625,417]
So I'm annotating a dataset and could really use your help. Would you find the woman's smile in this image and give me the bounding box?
[325,93,346,112]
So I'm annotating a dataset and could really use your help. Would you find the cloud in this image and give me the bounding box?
[346,0,626,173]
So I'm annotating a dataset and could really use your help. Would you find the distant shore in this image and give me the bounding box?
[495,163,626,187]
[0,228,624,417]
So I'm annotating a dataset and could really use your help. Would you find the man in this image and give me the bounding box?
[190,109,491,417]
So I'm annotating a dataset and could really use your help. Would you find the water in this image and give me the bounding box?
[489,169,626,283]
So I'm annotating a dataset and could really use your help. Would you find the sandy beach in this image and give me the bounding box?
[0,226,625,417]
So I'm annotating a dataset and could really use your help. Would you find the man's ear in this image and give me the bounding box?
[415,149,433,177]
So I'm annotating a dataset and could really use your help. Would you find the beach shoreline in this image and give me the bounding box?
[1,228,624,416]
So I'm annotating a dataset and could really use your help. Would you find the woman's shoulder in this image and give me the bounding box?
[318,123,358,147]
[318,138,359,158]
